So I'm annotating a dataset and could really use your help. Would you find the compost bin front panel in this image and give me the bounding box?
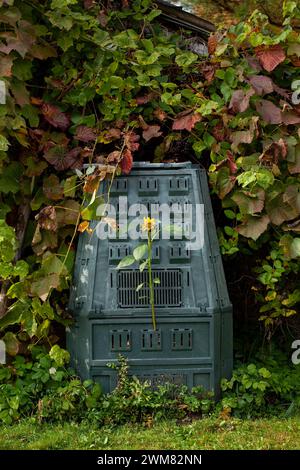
[67,162,233,394]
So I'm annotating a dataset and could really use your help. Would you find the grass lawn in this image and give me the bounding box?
[0,417,300,450]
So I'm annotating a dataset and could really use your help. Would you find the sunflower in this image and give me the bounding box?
[142,217,156,232]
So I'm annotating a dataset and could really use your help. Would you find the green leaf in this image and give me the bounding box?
[175,52,198,67]
[57,35,73,52]
[116,255,135,269]
[0,162,22,194]
[135,50,160,65]
[224,68,236,87]
[282,289,300,307]
[193,140,207,156]
[197,100,219,116]
[51,0,77,9]
[30,273,60,301]
[2,332,19,356]
[153,277,160,284]
[224,210,236,220]
[290,238,300,258]
[12,60,32,81]
[136,283,144,292]
[81,196,105,221]
[258,367,271,378]
[247,364,257,375]
[0,300,29,331]
[49,344,70,367]
[133,244,148,261]
[14,260,29,279]
[220,82,232,102]
[21,105,40,127]
[161,92,181,107]
[139,260,148,272]
[146,9,161,22]
[224,226,234,236]
[0,135,9,152]
[114,30,139,49]
[64,175,77,197]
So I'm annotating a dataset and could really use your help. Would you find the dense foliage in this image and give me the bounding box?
[0,350,213,424]
[0,345,300,426]
[1,348,300,424]
[0,0,300,360]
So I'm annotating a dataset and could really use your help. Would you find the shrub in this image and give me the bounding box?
[221,360,300,417]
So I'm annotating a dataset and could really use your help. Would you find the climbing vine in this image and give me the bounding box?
[0,0,300,357]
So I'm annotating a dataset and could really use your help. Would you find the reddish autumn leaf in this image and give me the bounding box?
[43,174,64,201]
[232,189,265,215]
[288,144,300,174]
[0,56,13,77]
[208,34,217,54]
[121,149,133,174]
[104,128,121,141]
[211,122,226,142]
[115,119,125,129]
[83,172,101,194]
[30,97,43,106]
[0,5,21,26]
[246,55,262,72]
[67,147,84,169]
[231,116,259,151]
[282,111,300,125]
[10,81,30,107]
[30,44,57,60]
[136,92,155,105]
[216,151,237,175]
[201,64,215,83]
[83,166,113,195]
[259,138,287,167]
[0,34,29,58]
[255,45,286,72]
[98,10,108,27]
[172,110,202,132]
[40,132,69,154]
[153,108,167,122]
[227,151,238,174]
[56,200,80,227]
[142,125,162,142]
[237,214,270,241]
[44,145,82,171]
[231,129,254,150]
[216,167,236,199]
[24,156,48,177]
[36,206,57,232]
[124,131,140,151]
[78,221,90,233]
[248,75,274,96]
[273,84,290,100]
[84,0,94,8]
[75,125,97,142]
[229,89,254,114]
[107,151,121,163]
[41,103,70,131]
[256,99,282,124]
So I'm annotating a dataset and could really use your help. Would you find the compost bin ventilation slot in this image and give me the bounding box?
[117,269,182,308]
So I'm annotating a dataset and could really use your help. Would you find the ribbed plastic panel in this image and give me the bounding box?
[67,162,233,395]
[117,269,182,308]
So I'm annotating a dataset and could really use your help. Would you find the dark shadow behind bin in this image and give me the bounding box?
[67,163,232,396]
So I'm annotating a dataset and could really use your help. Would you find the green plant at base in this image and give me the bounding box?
[220,361,300,418]
[0,0,299,368]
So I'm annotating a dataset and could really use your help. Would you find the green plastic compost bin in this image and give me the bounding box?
[67,162,233,395]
